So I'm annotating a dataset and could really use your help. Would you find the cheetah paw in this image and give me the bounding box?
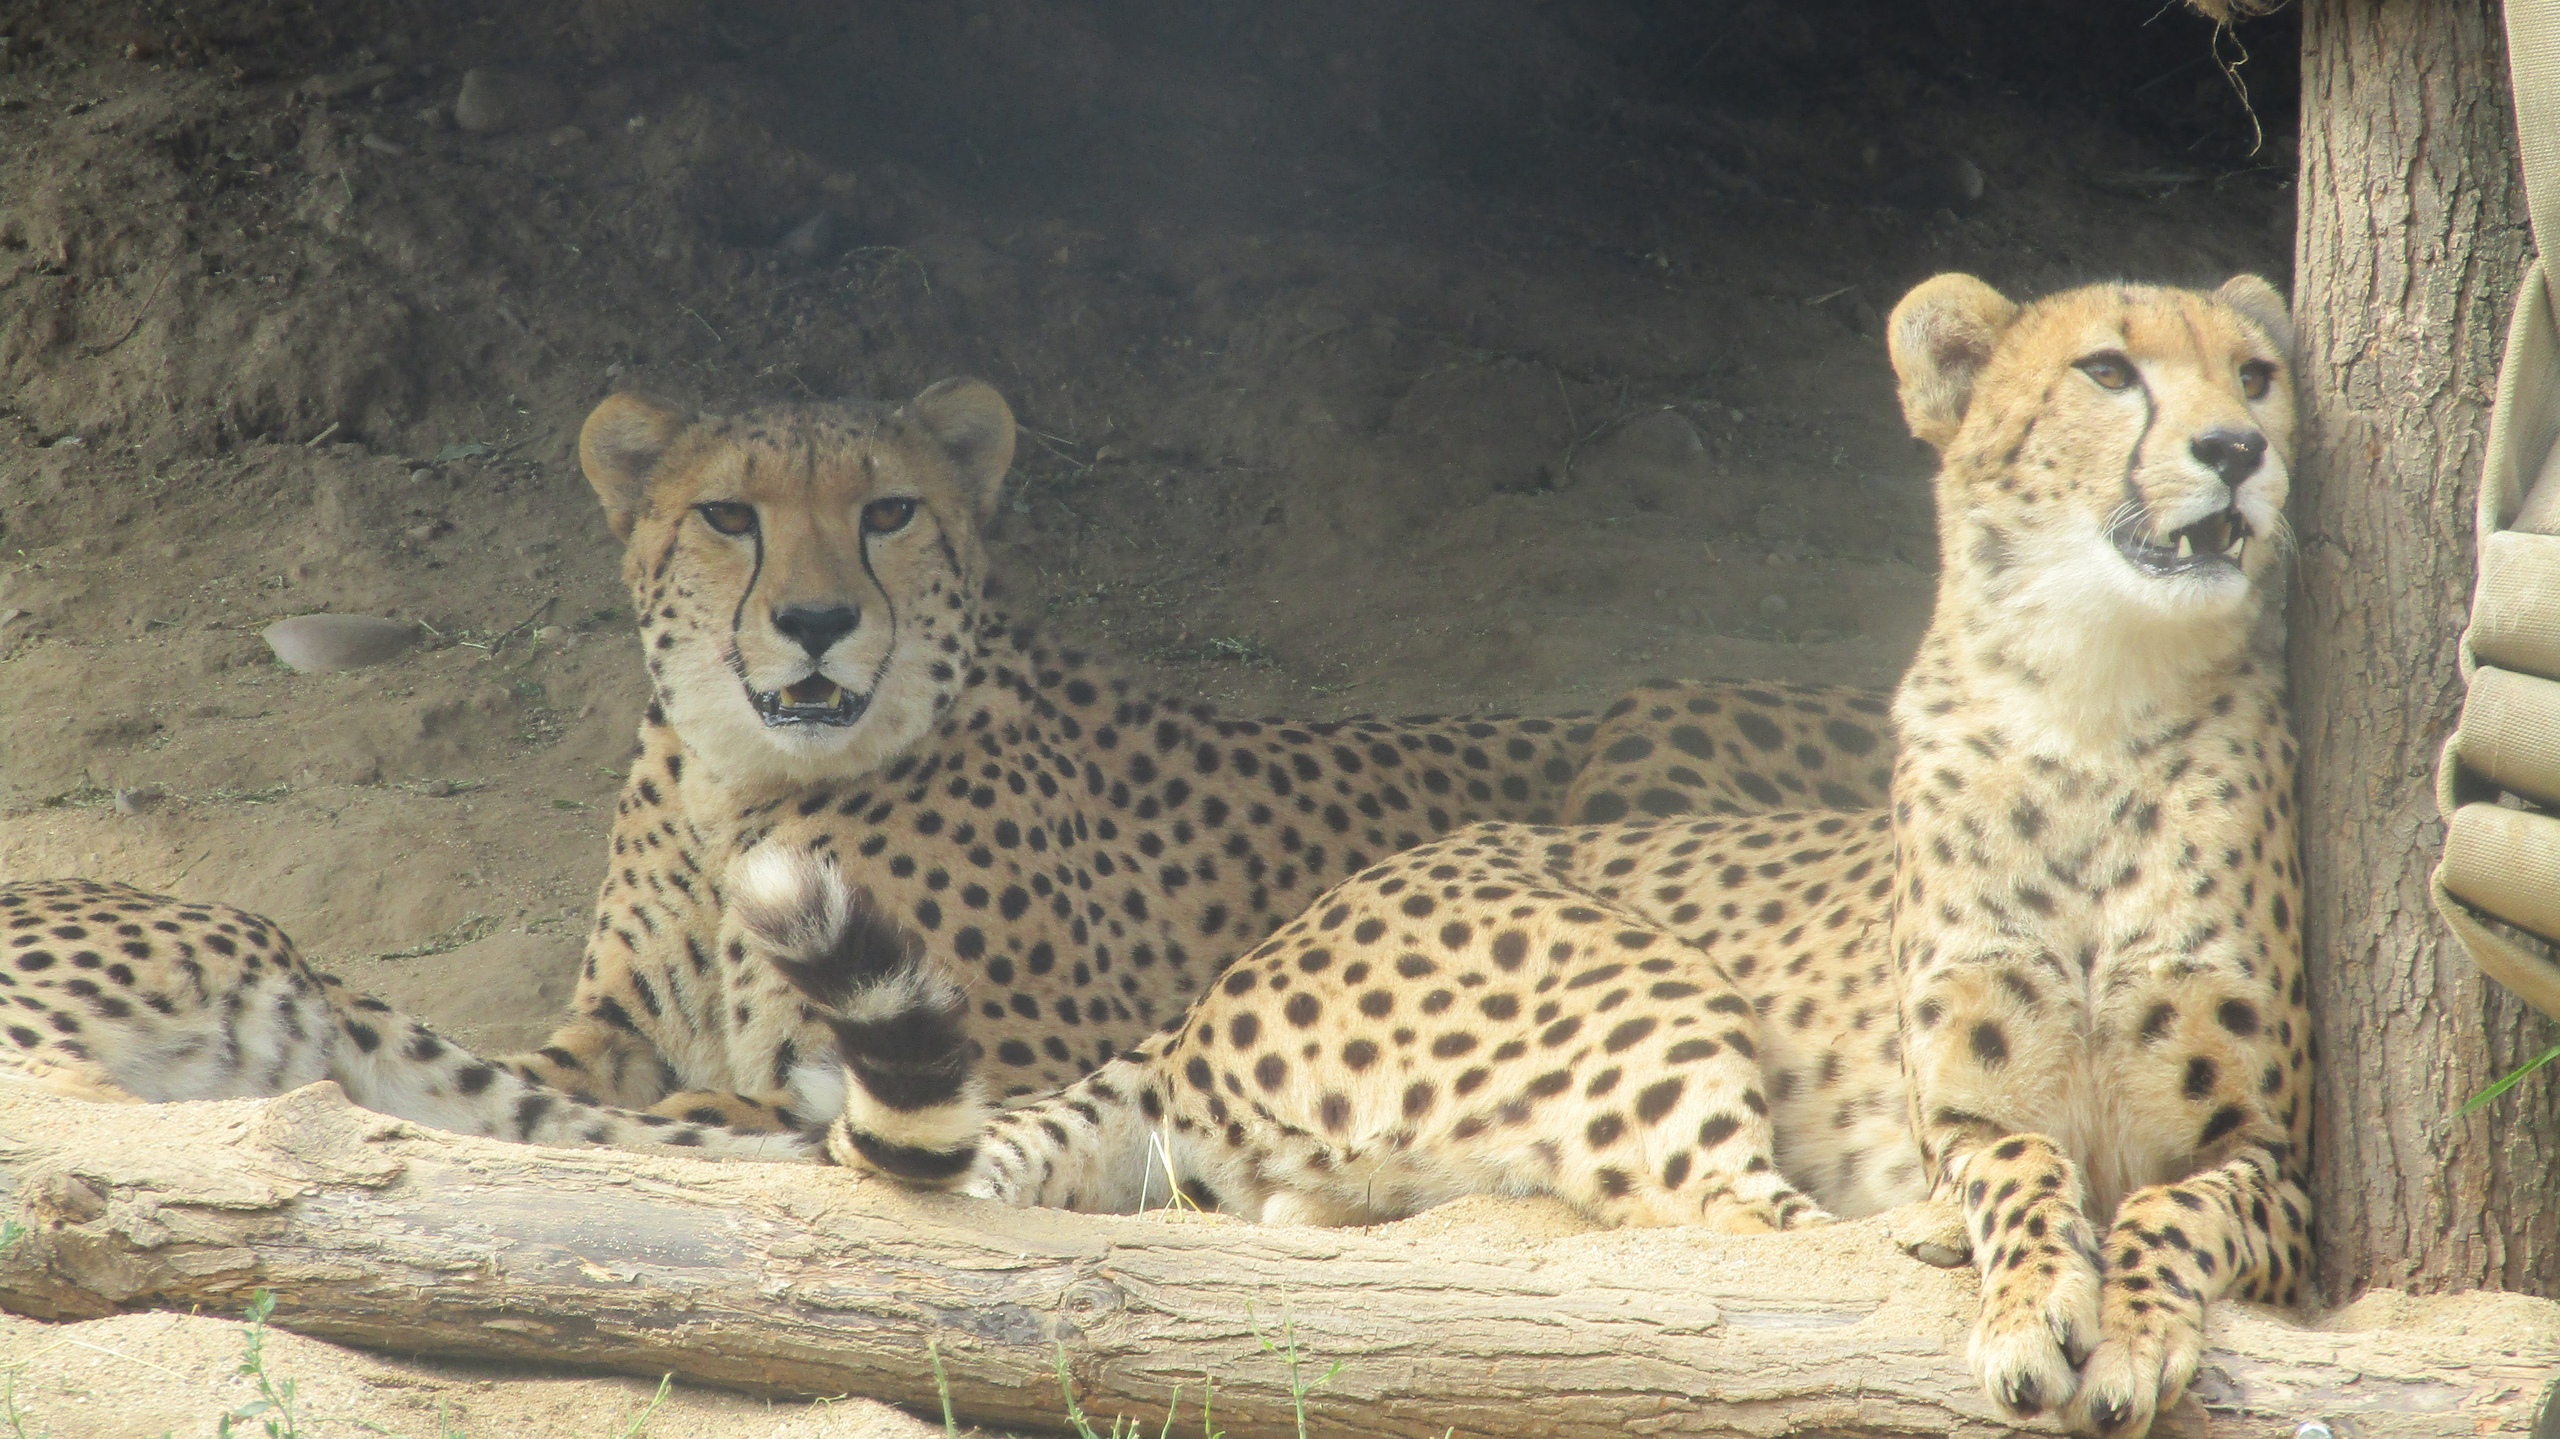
[2067,1328,2200,1439]
[1966,1255,2101,1422]
[1699,1187,1834,1234]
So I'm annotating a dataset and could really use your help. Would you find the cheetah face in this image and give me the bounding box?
[579,381,1017,785]
[1888,273,2296,625]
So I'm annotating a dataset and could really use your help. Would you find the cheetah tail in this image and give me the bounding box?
[731,848,991,1186]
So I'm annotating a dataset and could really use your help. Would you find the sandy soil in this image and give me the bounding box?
[0,0,2294,1430]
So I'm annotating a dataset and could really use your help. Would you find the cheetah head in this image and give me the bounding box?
[580,380,1016,785]
[1887,273,2295,632]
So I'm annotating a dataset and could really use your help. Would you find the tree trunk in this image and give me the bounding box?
[2292,0,2560,1300]
[1,1084,2554,1439]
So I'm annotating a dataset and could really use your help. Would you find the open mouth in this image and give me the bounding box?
[2111,507,2252,578]
[750,676,868,728]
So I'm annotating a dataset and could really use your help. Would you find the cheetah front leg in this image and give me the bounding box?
[2069,1146,2309,1438]
[1902,964,2106,1424]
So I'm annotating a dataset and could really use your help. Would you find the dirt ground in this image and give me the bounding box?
[0,0,2294,1431]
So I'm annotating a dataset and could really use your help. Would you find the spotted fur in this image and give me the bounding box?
[788,278,2310,1439]
[0,879,810,1160]
[497,382,1897,1132]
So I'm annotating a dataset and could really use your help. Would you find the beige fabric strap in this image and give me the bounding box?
[2514,1,2560,292]
[2431,0,2560,1021]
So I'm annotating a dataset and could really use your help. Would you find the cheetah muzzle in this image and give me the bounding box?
[749,672,869,727]
[2109,503,2251,576]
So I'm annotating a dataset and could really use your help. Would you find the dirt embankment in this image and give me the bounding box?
[0,1,2291,1431]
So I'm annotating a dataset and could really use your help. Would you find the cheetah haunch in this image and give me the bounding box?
[783,277,2309,1439]
[0,379,1894,1163]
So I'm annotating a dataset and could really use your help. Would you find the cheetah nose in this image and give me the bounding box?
[2189,428,2267,486]
[772,603,861,659]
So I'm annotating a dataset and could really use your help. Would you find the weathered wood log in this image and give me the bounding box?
[0,1084,2550,1439]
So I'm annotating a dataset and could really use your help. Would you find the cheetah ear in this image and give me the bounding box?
[580,393,690,541]
[2214,274,2295,357]
[906,378,1017,518]
[1888,273,2020,451]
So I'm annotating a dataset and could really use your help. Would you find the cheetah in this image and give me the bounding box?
[0,379,1890,1164]
[492,380,1894,1129]
[0,878,808,1160]
[1563,679,1896,822]
[772,275,2309,1439]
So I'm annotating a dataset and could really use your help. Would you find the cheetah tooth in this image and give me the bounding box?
[2175,534,2194,559]
[2229,536,2246,564]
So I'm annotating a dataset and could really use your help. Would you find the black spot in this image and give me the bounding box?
[1634,1078,1684,1124]
[1604,1017,1658,1053]
[1969,1021,2008,1067]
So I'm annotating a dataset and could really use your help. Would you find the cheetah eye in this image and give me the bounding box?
[2074,353,2139,392]
[862,497,918,535]
[2238,359,2278,401]
[697,502,757,537]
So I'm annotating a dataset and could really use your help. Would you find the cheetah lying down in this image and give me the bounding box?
[781,274,2311,1438]
[0,378,1892,1154]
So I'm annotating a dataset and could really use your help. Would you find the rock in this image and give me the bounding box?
[546,124,588,147]
[779,209,837,261]
[1759,594,1789,617]
[304,62,396,101]
[112,786,165,817]
[1878,152,1985,213]
[262,614,420,673]
[453,67,570,135]
[1569,410,1720,514]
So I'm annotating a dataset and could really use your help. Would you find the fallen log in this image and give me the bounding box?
[0,1084,2548,1438]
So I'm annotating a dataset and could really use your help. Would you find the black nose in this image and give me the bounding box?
[772,604,861,659]
[2190,429,2267,486]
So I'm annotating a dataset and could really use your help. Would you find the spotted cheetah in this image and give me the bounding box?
[0,379,1890,1165]
[0,878,807,1159]
[1564,679,1895,822]
[493,381,1894,1128]
[777,275,2309,1439]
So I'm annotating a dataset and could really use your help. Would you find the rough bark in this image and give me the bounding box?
[0,1085,2552,1439]
[2292,0,2560,1300]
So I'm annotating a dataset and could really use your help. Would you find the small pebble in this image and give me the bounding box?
[546,124,587,146]
[779,209,837,261]
[533,625,565,644]
[262,614,420,672]
[1759,594,1789,617]
[409,468,434,484]
[303,62,395,100]
[112,786,165,816]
